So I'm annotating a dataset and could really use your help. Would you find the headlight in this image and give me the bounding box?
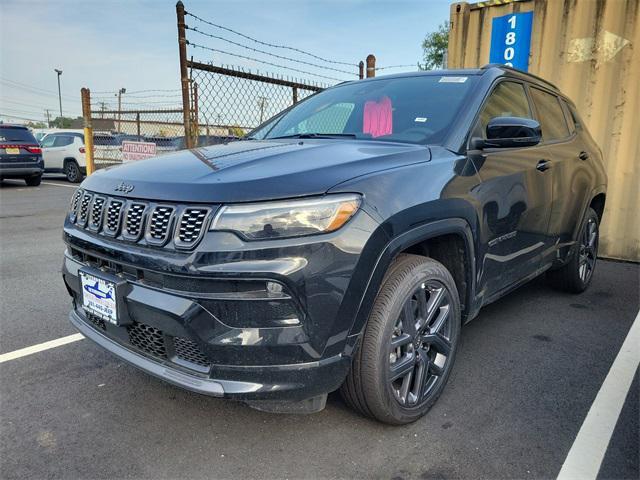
[210,194,361,240]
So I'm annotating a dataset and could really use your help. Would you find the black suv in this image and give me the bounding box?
[62,66,606,424]
[0,124,44,186]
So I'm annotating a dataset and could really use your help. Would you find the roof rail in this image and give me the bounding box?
[481,63,559,91]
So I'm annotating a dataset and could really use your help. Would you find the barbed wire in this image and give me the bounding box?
[187,41,348,82]
[187,26,358,77]
[375,64,417,71]
[185,11,358,67]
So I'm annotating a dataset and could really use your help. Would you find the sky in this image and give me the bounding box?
[0,0,451,125]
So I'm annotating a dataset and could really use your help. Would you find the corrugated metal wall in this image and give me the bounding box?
[448,0,639,261]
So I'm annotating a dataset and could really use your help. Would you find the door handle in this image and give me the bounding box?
[579,151,589,161]
[536,159,551,172]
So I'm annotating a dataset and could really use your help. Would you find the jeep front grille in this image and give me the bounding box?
[104,199,124,236]
[176,208,210,247]
[67,189,216,250]
[124,203,147,240]
[77,192,92,227]
[69,189,83,222]
[146,206,175,245]
[88,197,106,231]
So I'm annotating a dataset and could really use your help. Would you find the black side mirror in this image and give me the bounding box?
[473,116,542,149]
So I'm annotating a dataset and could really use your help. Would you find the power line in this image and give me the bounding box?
[91,88,181,95]
[187,26,358,77]
[185,11,357,67]
[0,112,44,122]
[187,41,347,82]
[0,77,77,101]
[0,98,61,110]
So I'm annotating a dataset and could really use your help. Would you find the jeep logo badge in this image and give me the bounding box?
[114,182,135,194]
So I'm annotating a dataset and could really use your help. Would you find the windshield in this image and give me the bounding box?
[256,74,478,145]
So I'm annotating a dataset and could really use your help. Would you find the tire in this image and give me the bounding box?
[341,254,461,425]
[65,160,83,183]
[24,174,42,187]
[547,207,599,293]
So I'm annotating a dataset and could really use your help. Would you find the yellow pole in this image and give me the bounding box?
[81,88,95,175]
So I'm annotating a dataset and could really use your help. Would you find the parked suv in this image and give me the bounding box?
[0,124,44,186]
[41,132,86,182]
[62,66,606,424]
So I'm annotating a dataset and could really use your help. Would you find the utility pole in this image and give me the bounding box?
[257,96,269,123]
[54,68,63,118]
[116,87,126,132]
[99,102,106,119]
[44,109,51,127]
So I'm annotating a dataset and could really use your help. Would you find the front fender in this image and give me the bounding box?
[346,217,477,342]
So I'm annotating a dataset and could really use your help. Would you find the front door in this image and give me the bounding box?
[469,81,554,299]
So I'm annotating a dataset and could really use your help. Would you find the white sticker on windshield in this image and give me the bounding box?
[414,117,428,123]
[439,76,468,83]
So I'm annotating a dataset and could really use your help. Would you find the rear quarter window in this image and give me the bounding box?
[530,87,570,141]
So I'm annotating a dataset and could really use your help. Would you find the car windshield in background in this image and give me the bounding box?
[260,75,478,145]
[0,127,36,143]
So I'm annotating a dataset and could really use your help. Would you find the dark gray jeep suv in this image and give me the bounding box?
[62,66,607,424]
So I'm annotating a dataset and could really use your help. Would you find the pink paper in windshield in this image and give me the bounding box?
[363,96,393,138]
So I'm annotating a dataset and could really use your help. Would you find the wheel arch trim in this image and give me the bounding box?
[347,218,478,341]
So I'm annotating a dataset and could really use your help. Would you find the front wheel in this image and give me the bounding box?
[547,207,599,293]
[340,254,461,425]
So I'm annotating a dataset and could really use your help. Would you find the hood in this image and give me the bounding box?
[82,139,430,203]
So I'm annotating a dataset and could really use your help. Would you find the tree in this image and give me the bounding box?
[26,121,47,129]
[50,116,82,128]
[419,21,450,70]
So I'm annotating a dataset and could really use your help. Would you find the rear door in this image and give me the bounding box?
[528,87,593,268]
[469,80,554,298]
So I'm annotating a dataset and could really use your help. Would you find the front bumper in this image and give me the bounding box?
[62,205,384,402]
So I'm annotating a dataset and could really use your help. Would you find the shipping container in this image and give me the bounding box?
[448,0,639,261]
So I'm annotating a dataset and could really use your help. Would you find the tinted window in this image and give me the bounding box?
[263,75,479,145]
[0,126,36,143]
[530,87,570,141]
[475,81,532,138]
[40,135,56,147]
[53,135,74,147]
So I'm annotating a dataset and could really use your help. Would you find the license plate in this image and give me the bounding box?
[80,272,118,324]
[5,148,20,154]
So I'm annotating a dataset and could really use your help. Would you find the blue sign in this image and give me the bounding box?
[489,12,534,71]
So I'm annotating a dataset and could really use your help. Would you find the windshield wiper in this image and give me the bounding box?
[269,133,358,140]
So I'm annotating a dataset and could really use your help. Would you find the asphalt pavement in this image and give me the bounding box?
[0,177,638,480]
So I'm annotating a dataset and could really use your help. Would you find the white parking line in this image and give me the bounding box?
[0,333,84,364]
[557,309,640,480]
[42,181,76,189]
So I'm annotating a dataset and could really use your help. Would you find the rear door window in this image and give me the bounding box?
[53,135,74,147]
[529,87,570,141]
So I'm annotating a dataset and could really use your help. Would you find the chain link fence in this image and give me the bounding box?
[89,106,186,168]
[188,62,323,136]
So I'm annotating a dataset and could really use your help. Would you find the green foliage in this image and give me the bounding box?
[419,21,450,70]
[228,125,246,138]
[27,121,47,129]
[50,116,81,128]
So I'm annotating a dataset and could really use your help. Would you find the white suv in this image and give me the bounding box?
[40,132,86,182]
